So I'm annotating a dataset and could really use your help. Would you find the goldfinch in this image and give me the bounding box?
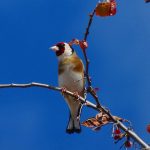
[50,42,85,133]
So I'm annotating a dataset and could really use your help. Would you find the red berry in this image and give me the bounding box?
[125,141,132,148]
[147,124,150,133]
[114,135,120,140]
[114,129,121,134]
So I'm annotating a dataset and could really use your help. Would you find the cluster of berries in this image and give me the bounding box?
[113,127,133,149]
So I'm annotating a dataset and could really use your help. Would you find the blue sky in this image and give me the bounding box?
[0,0,150,149]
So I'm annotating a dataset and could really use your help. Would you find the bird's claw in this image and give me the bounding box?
[73,92,80,100]
[77,116,80,121]
[61,87,67,95]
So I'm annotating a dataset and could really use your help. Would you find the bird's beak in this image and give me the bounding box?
[49,46,59,51]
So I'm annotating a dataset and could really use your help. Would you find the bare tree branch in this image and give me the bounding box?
[0,82,97,110]
[0,82,149,149]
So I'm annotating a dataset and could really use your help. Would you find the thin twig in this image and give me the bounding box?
[84,8,96,41]
[83,8,96,86]
[82,7,101,107]
[0,82,149,149]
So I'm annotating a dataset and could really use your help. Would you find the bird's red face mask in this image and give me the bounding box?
[50,42,65,56]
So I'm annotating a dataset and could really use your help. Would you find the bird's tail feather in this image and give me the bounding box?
[65,96,83,134]
[66,114,81,134]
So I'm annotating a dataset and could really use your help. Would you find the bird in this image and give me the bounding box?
[50,42,85,134]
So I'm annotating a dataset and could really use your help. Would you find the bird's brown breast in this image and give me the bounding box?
[58,54,85,95]
[58,54,84,75]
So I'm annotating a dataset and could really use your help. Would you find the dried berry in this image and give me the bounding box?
[114,129,121,135]
[147,124,150,133]
[114,135,120,140]
[125,141,132,148]
[95,0,116,17]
